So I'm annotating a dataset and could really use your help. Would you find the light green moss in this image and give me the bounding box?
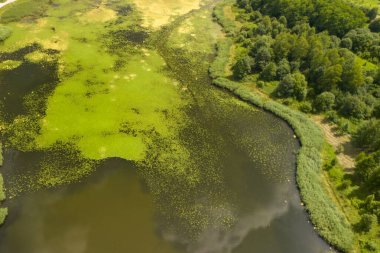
[0,60,22,71]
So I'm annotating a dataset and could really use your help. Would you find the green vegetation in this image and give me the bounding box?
[213,0,380,251]
[210,54,355,252]
[211,0,380,251]
[246,0,368,36]
[0,0,239,242]
[370,18,380,32]
[0,25,11,41]
[0,0,194,194]
[0,0,55,23]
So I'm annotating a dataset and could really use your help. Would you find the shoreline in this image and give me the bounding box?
[0,142,7,225]
[0,0,17,9]
[210,1,354,252]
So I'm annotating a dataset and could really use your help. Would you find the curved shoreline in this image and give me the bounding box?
[0,0,17,9]
[210,1,354,252]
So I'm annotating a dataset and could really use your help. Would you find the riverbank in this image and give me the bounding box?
[0,142,7,225]
[0,0,17,9]
[210,0,354,252]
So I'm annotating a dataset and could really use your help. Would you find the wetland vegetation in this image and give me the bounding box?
[213,0,380,251]
[0,0,377,252]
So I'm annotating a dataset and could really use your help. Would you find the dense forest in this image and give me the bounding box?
[228,0,380,251]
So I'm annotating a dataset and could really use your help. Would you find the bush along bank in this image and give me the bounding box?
[210,1,354,251]
[0,142,7,225]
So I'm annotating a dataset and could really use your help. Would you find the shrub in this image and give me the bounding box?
[366,8,378,21]
[276,72,307,100]
[339,95,372,119]
[233,56,254,80]
[299,102,312,113]
[257,80,264,88]
[314,92,335,112]
[353,120,380,151]
[260,62,277,81]
[369,19,380,33]
[340,38,353,50]
[276,59,291,79]
[357,214,377,232]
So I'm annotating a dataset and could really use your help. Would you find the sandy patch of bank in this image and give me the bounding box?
[312,116,359,170]
[131,0,201,28]
[79,5,117,23]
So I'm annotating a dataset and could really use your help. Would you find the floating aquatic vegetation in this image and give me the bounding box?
[0,59,21,71]
[0,1,305,250]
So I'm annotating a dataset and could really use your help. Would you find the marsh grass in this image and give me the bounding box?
[0,143,6,225]
[0,0,51,23]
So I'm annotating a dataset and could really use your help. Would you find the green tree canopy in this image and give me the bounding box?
[354,120,380,151]
[276,72,307,100]
[314,92,335,112]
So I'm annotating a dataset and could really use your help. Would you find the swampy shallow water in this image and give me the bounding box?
[0,0,329,252]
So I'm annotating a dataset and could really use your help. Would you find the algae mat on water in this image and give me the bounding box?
[0,0,195,192]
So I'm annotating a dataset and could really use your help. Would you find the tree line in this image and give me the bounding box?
[232,0,380,249]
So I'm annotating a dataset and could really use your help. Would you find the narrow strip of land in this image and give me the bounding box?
[0,0,16,9]
[311,116,359,171]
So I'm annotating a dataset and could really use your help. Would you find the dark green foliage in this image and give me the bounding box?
[260,62,277,81]
[338,95,372,119]
[360,239,378,252]
[276,72,307,100]
[314,92,335,112]
[272,32,296,61]
[248,0,367,36]
[344,28,380,63]
[366,8,378,21]
[276,59,291,79]
[355,152,380,183]
[299,102,312,113]
[316,64,343,93]
[357,214,377,232]
[369,19,380,33]
[233,56,254,80]
[340,57,365,93]
[230,3,375,121]
[254,46,272,70]
[361,194,380,218]
[345,28,379,53]
[354,120,380,151]
[340,38,353,50]
[312,0,368,37]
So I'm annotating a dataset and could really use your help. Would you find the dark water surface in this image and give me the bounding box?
[0,101,329,253]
